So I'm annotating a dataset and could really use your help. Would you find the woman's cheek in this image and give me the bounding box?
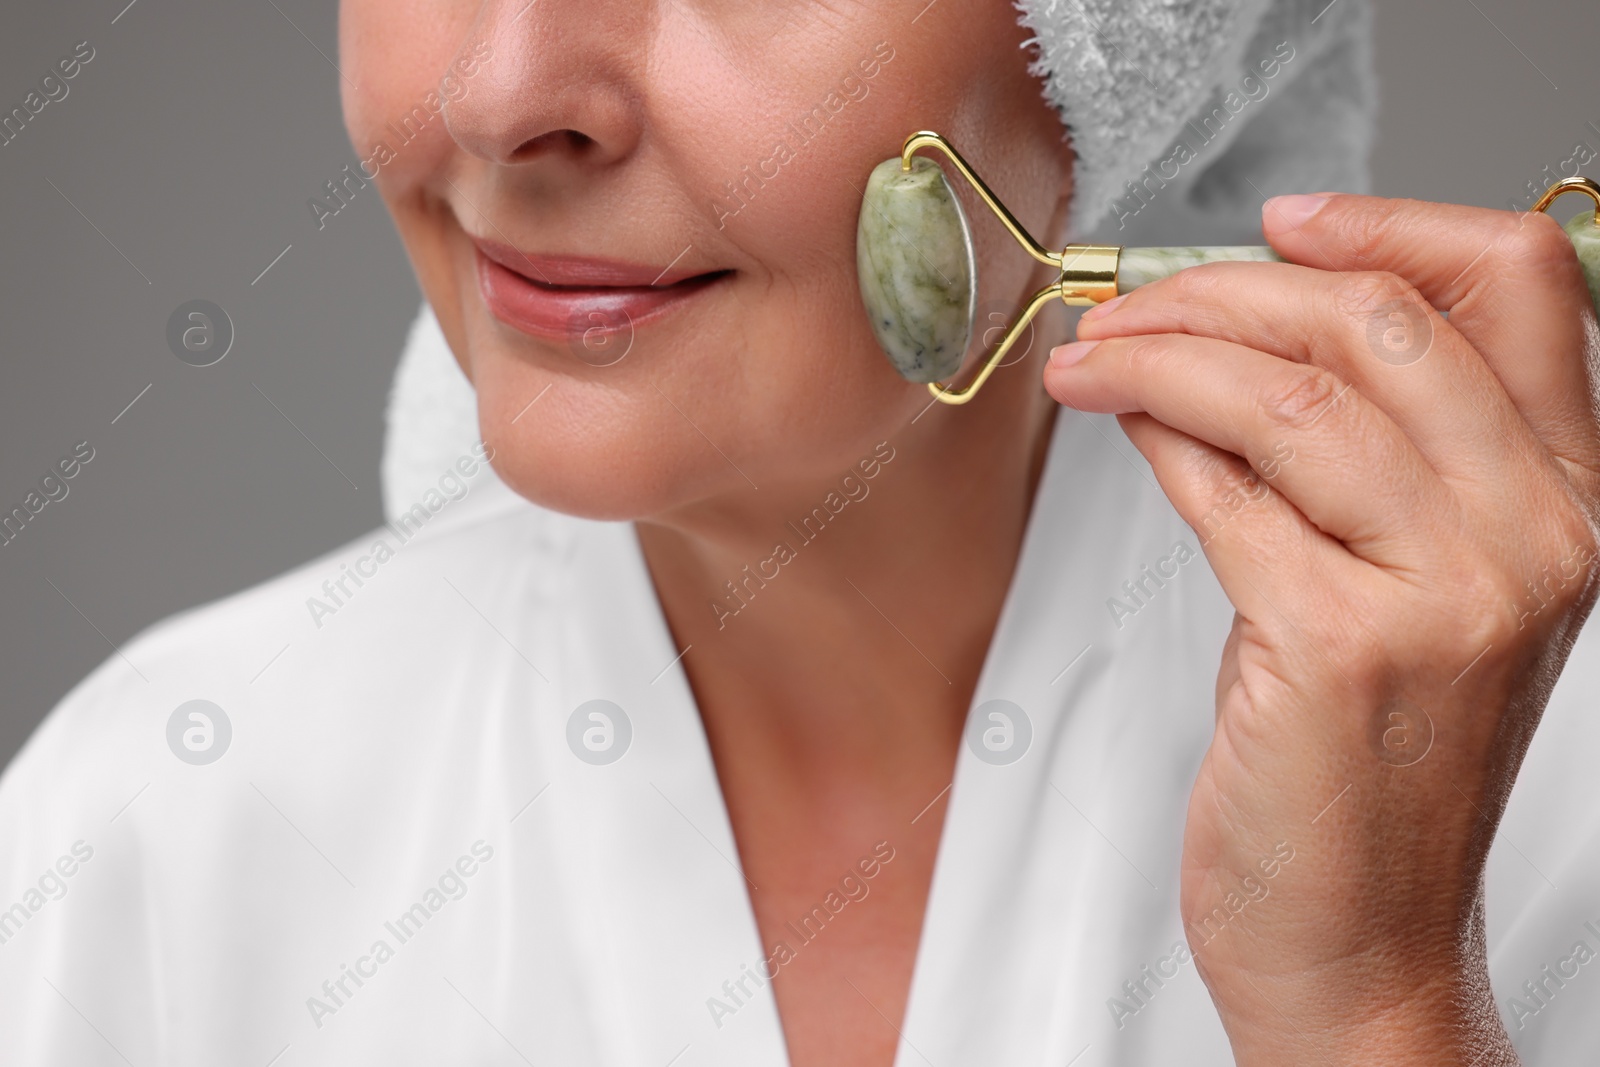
[338,0,471,190]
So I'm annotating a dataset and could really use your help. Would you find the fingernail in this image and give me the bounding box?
[1080,293,1128,322]
[1265,194,1331,231]
[1048,340,1099,369]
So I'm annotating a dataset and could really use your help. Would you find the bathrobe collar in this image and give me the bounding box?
[545,404,1236,1064]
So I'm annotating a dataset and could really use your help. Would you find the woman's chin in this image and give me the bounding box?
[480,437,714,524]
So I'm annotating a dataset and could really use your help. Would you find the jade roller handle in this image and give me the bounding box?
[1119,215,1600,316]
[1116,245,1282,291]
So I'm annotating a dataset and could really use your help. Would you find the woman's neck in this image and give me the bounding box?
[634,319,1065,1066]
[635,328,1065,780]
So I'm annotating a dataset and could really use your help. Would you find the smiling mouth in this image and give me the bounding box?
[471,238,732,342]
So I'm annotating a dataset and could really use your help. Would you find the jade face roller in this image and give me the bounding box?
[857,130,1600,406]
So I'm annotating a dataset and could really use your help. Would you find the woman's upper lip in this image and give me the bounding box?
[469,237,712,288]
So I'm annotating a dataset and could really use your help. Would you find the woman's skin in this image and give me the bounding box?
[340,1,1600,1064]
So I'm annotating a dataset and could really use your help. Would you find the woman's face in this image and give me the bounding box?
[339,0,1074,520]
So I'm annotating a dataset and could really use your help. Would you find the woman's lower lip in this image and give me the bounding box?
[475,250,724,341]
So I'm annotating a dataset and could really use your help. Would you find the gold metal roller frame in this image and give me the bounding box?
[902,131,1600,408]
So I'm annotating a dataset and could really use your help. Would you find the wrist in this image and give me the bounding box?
[1216,965,1518,1066]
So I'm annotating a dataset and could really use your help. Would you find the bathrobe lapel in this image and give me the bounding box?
[895,408,1237,1067]
[548,512,792,1065]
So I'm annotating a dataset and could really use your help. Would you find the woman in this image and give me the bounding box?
[2,0,1598,1063]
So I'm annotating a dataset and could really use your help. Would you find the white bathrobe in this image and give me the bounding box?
[3,306,1600,1063]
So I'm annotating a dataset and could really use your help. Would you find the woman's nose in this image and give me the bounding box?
[443,0,644,169]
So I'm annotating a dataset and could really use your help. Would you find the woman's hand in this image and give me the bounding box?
[1042,195,1600,1066]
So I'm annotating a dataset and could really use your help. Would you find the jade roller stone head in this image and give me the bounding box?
[856,156,977,383]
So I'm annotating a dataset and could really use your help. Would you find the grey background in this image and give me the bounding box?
[0,1,1595,770]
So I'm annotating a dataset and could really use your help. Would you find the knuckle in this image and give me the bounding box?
[1540,509,1600,602]
[1495,211,1583,287]
[1472,506,1600,638]
[1160,264,1270,340]
[1214,461,1268,504]
[1454,561,1524,644]
[1165,261,1233,301]
[1553,496,1598,550]
[1257,365,1345,433]
[1194,462,1272,533]
[1328,197,1410,271]
[1121,333,1180,372]
[1503,211,1574,267]
[1332,270,1420,323]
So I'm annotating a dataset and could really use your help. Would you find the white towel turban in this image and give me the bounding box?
[1019,0,1377,244]
[381,0,1379,516]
